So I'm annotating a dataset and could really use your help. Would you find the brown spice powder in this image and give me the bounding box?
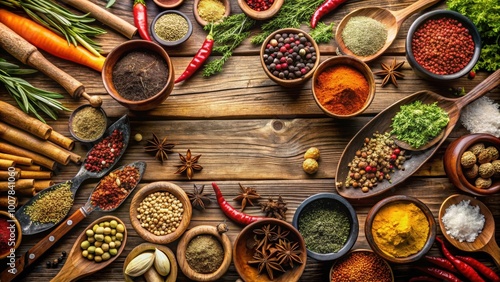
[185,235,224,273]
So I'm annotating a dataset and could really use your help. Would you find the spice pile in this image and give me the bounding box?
[441,200,485,242]
[136,191,184,236]
[341,16,387,57]
[90,165,140,210]
[197,0,226,23]
[461,97,500,137]
[70,106,106,141]
[154,13,189,42]
[80,219,125,263]
[186,235,224,273]
[0,216,15,255]
[84,129,124,172]
[330,251,392,282]
[25,181,73,224]
[460,142,499,189]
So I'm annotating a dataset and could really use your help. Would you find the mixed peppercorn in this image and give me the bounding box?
[84,129,125,172]
[245,0,274,11]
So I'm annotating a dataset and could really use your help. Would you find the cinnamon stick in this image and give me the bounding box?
[15,188,35,197]
[0,159,15,169]
[0,196,17,208]
[19,170,52,180]
[48,131,74,151]
[0,141,56,170]
[63,148,81,164]
[0,122,70,165]
[0,152,33,166]
[16,165,42,171]
[0,100,52,140]
[34,180,54,192]
[0,179,34,191]
[0,170,19,181]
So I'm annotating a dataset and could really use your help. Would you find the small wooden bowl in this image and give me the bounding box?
[312,56,375,118]
[193,0,231,27]
[68,104,108,143]
[153,0,184,9]
[365,195,436,264]
[233,218,307,282]
[329,249,394,282]
[123,243,178,282]
[176,225,232,281]
[0,211,22,260]
[237,0,284,21]
[443,133,500,196]
[151,10,193,47]
[129,182,192,244]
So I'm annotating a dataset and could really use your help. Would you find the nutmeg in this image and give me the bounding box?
[485,146,499,161]
[475,177,492,189]
[492,160,500,178]
[478,163,495,178]
[478,150,493,164]
[468,143,485,156]
[464,164,478,179]
[460,151,476,168]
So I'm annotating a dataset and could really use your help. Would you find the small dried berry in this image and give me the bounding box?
[303,158,319,174]
[134,133,143,142]
[304,147,320,160]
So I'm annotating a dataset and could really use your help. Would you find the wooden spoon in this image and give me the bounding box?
[335,0,441,62]
[335,69,500,200]
[438,194,500,267]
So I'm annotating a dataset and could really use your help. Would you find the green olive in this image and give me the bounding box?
[94,241,103,248]
[94,255,102,263]
[115,233,123,241]
[81,250,88,257]
[80,241,90,250]
[94,234,104,242]
[86,229,94,237]
[103,227,112,235]
[102,252,111,261]
[111,229,116,236]
[109,248,118,256]
[109,242,116,249]
[87,246,96,254]
[95,247,104,256]
[92,224,100,232]
[101,243,109,252]
[87,236,95,244]
[87,254,94,260]
[104,236,112,244]
[95,226,105,234]
[116,224,125,233]
[109,220,118,229]
[114,241,121,248]
[103,221,110,227]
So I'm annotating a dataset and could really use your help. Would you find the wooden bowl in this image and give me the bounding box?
[311,56,375,118]
[151,10,193,47]
[443,133,500,196]
[292,193,358,261]
[102,40,174,111]
[68,104,108,143]
[193,0,231,27]
[233,218,307,282]
[123,243,178,282]
[153,0,184,9]
[329,249,394,282]
[260,28,320,88]
[237,0,284,21]
[176,225,232,281]
[0,211,22,260]
[365,195,436,264]
[129,182,192,244]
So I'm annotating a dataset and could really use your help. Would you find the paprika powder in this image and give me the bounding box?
[313,65,369,116]
[0,217,11,254]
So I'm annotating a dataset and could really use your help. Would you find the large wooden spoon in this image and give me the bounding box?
[335,0,441,62]
[438,194,500,267]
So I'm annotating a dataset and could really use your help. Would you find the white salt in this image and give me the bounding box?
[460,97,500,138]
[441,199,485,243]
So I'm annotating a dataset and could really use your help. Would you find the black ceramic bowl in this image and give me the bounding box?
[292,193,359,261]
[406,10,481,81]
[151,10,193,47]
[68,104,107,143]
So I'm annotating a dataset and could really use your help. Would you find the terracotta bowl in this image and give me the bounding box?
[68,104,108,143]
[260,28,320,88]
[365,195,436,264]
[153,0,184,9]
[102,40,174,111]
[193,0,231,27]
[0,211,22,260]
[123,243,178,282]
[237,0,284,21]
[129,182,192,244]
[312,56,375,118]
[151,10,193,47]
[233,218,307,282]
[176,225,232,281]
[329,249,394,282]
[443,133,500,196]
[292,193,358,261]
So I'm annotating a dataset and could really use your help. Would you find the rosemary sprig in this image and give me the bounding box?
[0,58,69,123]
[0,0,106,56]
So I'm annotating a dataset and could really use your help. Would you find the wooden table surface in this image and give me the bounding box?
[1,0,499,281]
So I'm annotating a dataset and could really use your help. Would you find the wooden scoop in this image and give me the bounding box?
[335,0,441,62]
[439,194,500,267]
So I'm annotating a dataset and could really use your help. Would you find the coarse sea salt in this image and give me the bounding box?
[441,199,485,243]
[460,96,500,138]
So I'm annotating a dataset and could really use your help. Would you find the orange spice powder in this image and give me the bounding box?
[314,65,369,115]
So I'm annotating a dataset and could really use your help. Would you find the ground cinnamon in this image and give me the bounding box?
[314,65,369,116]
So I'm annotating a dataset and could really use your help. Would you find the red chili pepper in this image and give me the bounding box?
[409,276,441,282]
[211,182,265,225]
[310,0,347,29]
[425,255,458,273]
[415,267,462,282]
[456,255,500,282]
[436,237,485,282]
[133,0,151,41]
[175,29,214,83]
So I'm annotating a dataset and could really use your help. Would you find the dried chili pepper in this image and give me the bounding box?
[133,0,151,41]
[310,0,347,28]
[415,267,462,282]
[435,237,485,282]
[175,29,214,83]
[456,255,500,282]
[425,256,458,274]
[211,182,265,225]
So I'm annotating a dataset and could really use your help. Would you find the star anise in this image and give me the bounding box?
[174,149,203,180]
[248,248,285,280]
[261,196,288,221]
[270,225,290,242]
[186,184,210,210]
[373,58,405,87]
[233,183,261,211]
[144,133,175,163]
[273,239,303,268]
[253,224,276,251]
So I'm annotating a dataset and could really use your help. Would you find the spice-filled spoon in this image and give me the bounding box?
[0,161,146,282]
[15,115,131,235]
[438,194,500,267]
[335,0,440,62]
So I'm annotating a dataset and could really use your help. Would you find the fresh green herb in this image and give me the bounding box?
[391,101,449,149]
[309,21,336,44]
[447,0,500,71]
[0,58,69,123]
[106,0,116,8]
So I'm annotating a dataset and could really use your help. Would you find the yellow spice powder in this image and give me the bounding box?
[197,0,225,23]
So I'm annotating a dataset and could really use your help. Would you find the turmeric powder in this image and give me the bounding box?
[371,202,429,258]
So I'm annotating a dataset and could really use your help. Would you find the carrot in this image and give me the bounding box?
[0,9,105,72]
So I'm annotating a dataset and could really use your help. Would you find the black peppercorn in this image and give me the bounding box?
[58,256,63,263]
[46,261,51,268]
[61,251,67,257]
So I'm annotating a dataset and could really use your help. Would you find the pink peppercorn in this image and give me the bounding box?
[245,0,274,11]
[84,129,125,172]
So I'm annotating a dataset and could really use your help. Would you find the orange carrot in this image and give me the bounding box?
[0,9,105,72]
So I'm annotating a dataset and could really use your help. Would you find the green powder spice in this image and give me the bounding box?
[298,199,351,254]
[71,106,106,141]
[154,13,189,42]
[25,181,73,224]
[185,235,224,273]
[341,16,388,57]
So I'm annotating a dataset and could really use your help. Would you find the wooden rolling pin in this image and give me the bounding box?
[0,23,102,107]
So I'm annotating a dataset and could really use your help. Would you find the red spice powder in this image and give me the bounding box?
[90,166,140,210]
[0,217,11,254]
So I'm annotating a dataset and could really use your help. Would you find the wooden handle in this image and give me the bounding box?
[483,239,500,268]
[456,69,500,110]
[0,208,87,282]
[392,0,441,24]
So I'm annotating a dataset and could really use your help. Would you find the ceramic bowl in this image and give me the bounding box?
[237,0,284,21]
[153,0,183,9]
[176,225,232,281]
[68,104,107,143]
[129,182,192,244]
[260,28,320,88]
[443,133,500,196]
[292,193,358,261]
[102,40,174,111]
[405,10,481,81]
[329,249,394,282]
[365,195,436,263]
[0,211,22,260]
[151,10,193,47]
[233,218,307,282]
[193,0,231,27]
[123,243,178,282]
[311,56,375,118]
